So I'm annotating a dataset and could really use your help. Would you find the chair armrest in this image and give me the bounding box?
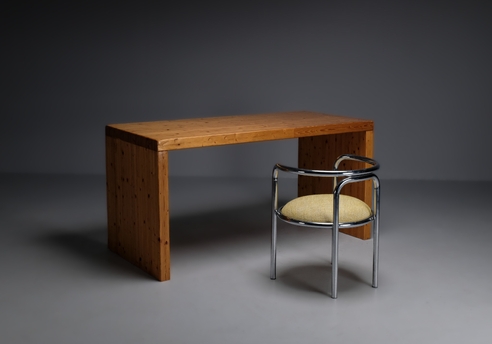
[334,154,379,170]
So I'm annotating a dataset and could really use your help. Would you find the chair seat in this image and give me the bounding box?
[281,194,372,223]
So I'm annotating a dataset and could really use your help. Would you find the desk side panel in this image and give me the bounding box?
[298,130,374,239]
[106,136,170,281]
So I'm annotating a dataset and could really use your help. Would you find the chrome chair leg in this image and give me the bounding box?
[372,219,379,288]
[331,193,341,299]
[372,181,380,288]
[270,213,277,280]
[270,168,279,280]
[331,226,339,299]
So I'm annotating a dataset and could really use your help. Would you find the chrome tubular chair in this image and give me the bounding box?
[270,154,380,299]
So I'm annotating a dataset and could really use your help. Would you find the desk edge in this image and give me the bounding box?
[106,119,374,152]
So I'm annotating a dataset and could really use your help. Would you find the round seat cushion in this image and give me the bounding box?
[281,194,372,223]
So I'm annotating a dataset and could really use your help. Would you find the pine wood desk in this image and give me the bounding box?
[105,111,374,281]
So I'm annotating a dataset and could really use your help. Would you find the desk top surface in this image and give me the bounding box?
[106,111,373,151]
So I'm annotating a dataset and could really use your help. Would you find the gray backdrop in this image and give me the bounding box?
[2,1,491,180]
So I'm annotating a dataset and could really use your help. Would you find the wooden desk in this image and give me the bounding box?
[105,111,374,281]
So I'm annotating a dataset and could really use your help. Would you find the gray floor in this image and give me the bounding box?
[1,174,491,344]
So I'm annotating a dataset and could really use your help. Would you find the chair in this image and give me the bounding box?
[270,154,380,298]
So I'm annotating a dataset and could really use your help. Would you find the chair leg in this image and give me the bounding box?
[270,212,277,280]
[372,220,379,288]
[372,182,380,288]
[331,190,342,299]
[331,225,339,299]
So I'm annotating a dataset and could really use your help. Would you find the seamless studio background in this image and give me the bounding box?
[2,2,492,344]
[2,1,492,180]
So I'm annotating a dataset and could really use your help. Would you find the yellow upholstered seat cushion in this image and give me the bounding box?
[280,194,372,223]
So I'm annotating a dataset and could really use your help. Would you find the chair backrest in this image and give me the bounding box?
[273,154,379,181]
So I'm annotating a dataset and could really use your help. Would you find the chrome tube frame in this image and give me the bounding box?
[372,175,381,289]
[270,167,279,280]
[270,154,380,299]
[333,154,378,190]
[331,174,380,298]
[275,154,379,178]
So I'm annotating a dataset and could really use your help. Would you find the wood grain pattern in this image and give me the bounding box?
[106,111,373,151]
[106,136,170,281]
[298,130,374,239]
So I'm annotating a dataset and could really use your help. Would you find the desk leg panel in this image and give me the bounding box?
[298,131,374,239]
[106,137,170,281]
